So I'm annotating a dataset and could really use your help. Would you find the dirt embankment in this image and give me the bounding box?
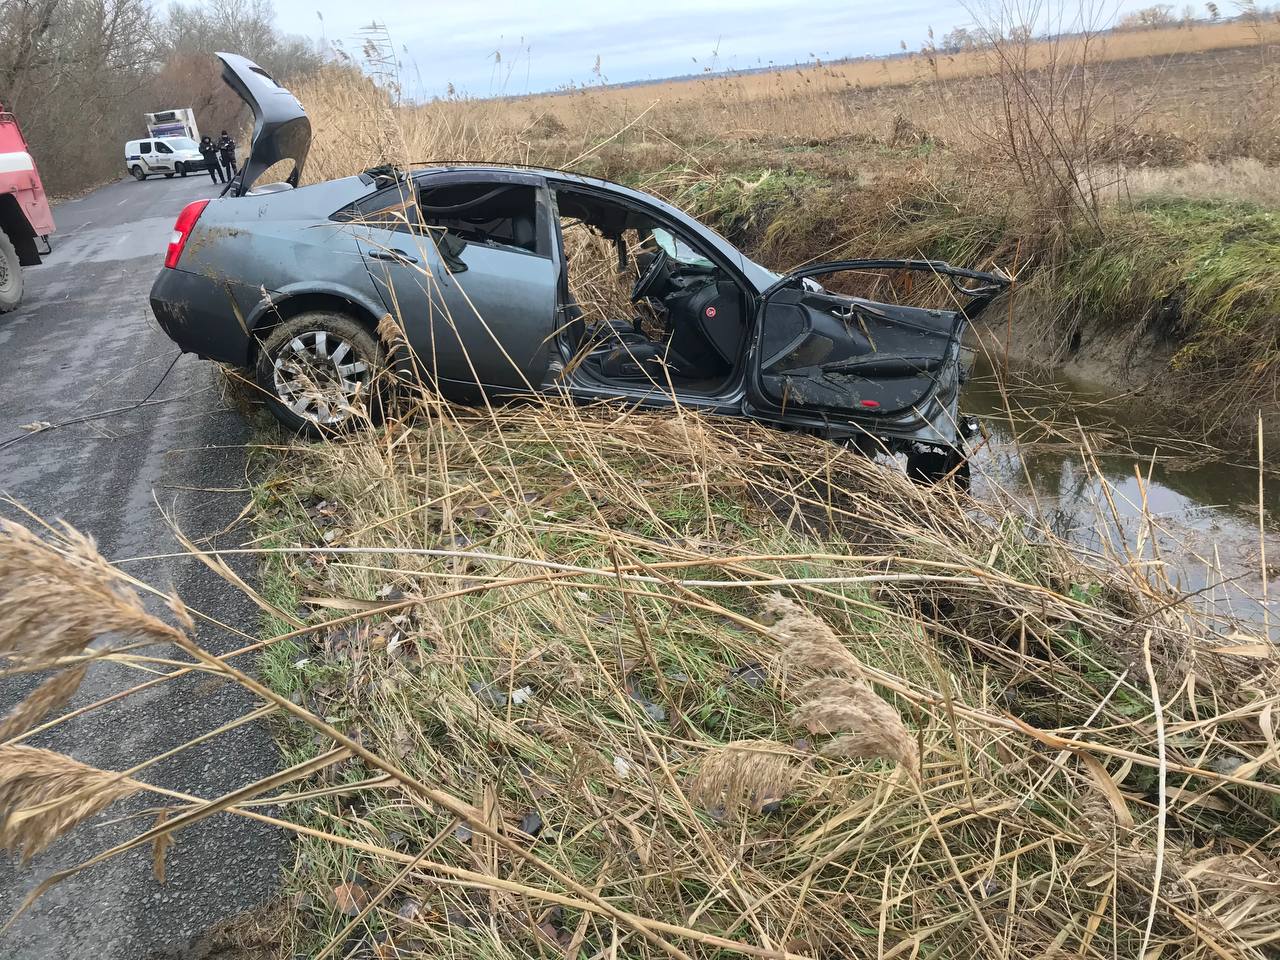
[658,167,1280,448]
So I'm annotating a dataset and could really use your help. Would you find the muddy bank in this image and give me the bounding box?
[971,311,1280,451]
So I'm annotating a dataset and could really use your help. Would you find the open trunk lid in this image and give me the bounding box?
[216,52,310,196]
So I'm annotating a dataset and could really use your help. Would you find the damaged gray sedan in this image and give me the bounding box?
[151,53,1009,481]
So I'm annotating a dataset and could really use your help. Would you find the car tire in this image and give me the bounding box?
[175,162,186,177]
[131,165,146,181]
[255,312,387,437]
[0,230,23,314]
[906,446,970,489]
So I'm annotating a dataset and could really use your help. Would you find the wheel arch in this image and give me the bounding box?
[0,194,41,266]
[245,285,386,364]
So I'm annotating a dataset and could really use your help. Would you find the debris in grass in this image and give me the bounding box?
[327,882,370,917]
[374,583,407,602]
[467,680,533,708]
[728,661,767,688]
[626,684,666,722]
[395,897,422,921]
[468,681,504,708]
[508,685,533,705]
[517,809,544,838]
[385,632,413,660]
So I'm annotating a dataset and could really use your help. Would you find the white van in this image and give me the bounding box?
[124,137,205,181]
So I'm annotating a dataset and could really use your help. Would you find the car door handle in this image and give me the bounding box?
[367,248,418,265]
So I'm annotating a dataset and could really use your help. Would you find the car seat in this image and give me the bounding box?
[510,211,537,251]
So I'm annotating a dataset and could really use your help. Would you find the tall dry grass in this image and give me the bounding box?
[3,383,1278,957]
[3,13,1279,957]
[294,15,1280,183]
[509,17,1280,131]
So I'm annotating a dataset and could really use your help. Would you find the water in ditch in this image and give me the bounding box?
[961,356,1277,639]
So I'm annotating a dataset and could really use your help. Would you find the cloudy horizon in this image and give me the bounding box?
[271,0,1154,99]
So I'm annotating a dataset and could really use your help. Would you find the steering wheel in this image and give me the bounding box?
[631,247,669,303]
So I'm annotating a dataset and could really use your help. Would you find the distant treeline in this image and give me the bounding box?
[0,0,325,195]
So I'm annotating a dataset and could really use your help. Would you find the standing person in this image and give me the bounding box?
[199,136,225,184]
[218,130,238,180]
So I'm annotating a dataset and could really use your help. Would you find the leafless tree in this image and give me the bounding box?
[1,0,156,192]
[0,0,322,194]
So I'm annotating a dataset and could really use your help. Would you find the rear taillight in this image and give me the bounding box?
[164,199,210,269]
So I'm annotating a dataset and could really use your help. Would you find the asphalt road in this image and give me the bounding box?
[0,173,289,957]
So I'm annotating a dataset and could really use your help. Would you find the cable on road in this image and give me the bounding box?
[0,350,184,451]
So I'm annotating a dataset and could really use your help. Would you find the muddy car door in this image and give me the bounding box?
[743,259,1007,439]
[347,171,560,395]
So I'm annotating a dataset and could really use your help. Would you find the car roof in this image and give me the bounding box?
[417,162,649,197]
[412,162,779,292]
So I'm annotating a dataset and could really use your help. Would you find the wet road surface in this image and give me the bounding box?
[0,175,289,958]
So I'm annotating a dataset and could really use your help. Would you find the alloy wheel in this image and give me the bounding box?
[271,329,372,426]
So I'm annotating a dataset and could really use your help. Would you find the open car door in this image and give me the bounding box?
[744,259,1008,442]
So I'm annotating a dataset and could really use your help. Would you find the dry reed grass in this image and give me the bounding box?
[294,17,1280,190]
[197,389,1280,957]
[0,746,140,863]
[0,515,188,747]
[3,14,1280,959]
[513,19,1280,124]
[0,664,89,743]
[2,390,1278,956]
[0,516,184,663]
[687,740,799,818]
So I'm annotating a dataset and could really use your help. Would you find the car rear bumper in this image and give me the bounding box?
[150,267,256,366]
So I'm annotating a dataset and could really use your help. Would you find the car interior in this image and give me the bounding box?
[552,188,747,393]
[370,179,751,393]
[344,176,971,415]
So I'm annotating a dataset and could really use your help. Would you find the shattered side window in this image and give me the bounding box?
[418,182,541,255]
[336,186,422,232]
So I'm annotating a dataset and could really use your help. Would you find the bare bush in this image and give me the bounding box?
[0,0,154,194]
[961,1,1152,253]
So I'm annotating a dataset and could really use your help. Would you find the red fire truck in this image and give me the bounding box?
[0,105,56,313]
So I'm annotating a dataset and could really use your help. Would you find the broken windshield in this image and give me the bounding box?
[652,227,714,269]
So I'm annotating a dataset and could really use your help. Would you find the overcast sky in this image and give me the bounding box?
[273,0,1151,98]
